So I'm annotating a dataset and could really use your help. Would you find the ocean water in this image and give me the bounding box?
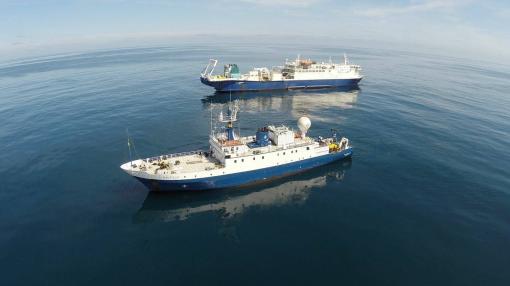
[0,42,509,285]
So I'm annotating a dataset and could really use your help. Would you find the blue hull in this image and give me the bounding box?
[136,149,353,192]
[201,77,362,92]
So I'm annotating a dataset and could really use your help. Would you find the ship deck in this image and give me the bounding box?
[122,151,223,175]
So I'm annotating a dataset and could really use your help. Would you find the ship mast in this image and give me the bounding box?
[218,99,240,141]
[210,99,213,136]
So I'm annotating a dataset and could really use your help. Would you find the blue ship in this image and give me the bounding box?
[200,54,363,92]
[121,101,353,192]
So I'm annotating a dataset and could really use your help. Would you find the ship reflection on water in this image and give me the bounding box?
[202,87,360,122]
[134,160,352,223]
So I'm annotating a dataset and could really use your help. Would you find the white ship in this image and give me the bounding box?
[120,101,352,191]
[201,54,363,92]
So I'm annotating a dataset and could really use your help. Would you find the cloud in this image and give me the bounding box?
[239,0,321,7]
[356,0,470,17]
[492,6,510,18]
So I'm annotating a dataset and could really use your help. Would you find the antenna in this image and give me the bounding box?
[125,128,141,169]
[238,108,241,139]
[216,98,240,141]
[126,128,133,166]
[210,99,213,136]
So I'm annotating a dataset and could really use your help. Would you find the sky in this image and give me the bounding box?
[1,0,509,61]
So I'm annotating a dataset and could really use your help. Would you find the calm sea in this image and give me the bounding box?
[0,42,509,285]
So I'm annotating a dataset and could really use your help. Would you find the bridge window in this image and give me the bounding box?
[306,147,310,150]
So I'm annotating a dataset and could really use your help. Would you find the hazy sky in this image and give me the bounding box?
[1,0,509,61]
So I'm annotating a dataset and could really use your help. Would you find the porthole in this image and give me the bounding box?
[234,160,237,163]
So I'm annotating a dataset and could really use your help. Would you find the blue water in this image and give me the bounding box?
[1,42,510,285]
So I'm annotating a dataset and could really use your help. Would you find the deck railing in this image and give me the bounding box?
[144,150,206,163]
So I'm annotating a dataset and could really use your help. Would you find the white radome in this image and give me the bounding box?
[297,116,311,138]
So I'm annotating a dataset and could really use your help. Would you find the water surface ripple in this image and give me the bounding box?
[0,44,509,285]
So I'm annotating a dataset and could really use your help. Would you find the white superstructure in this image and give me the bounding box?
[202,54,363,82]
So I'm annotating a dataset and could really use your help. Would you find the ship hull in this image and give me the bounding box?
[201,77,362,92]
[134,149,352,192]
